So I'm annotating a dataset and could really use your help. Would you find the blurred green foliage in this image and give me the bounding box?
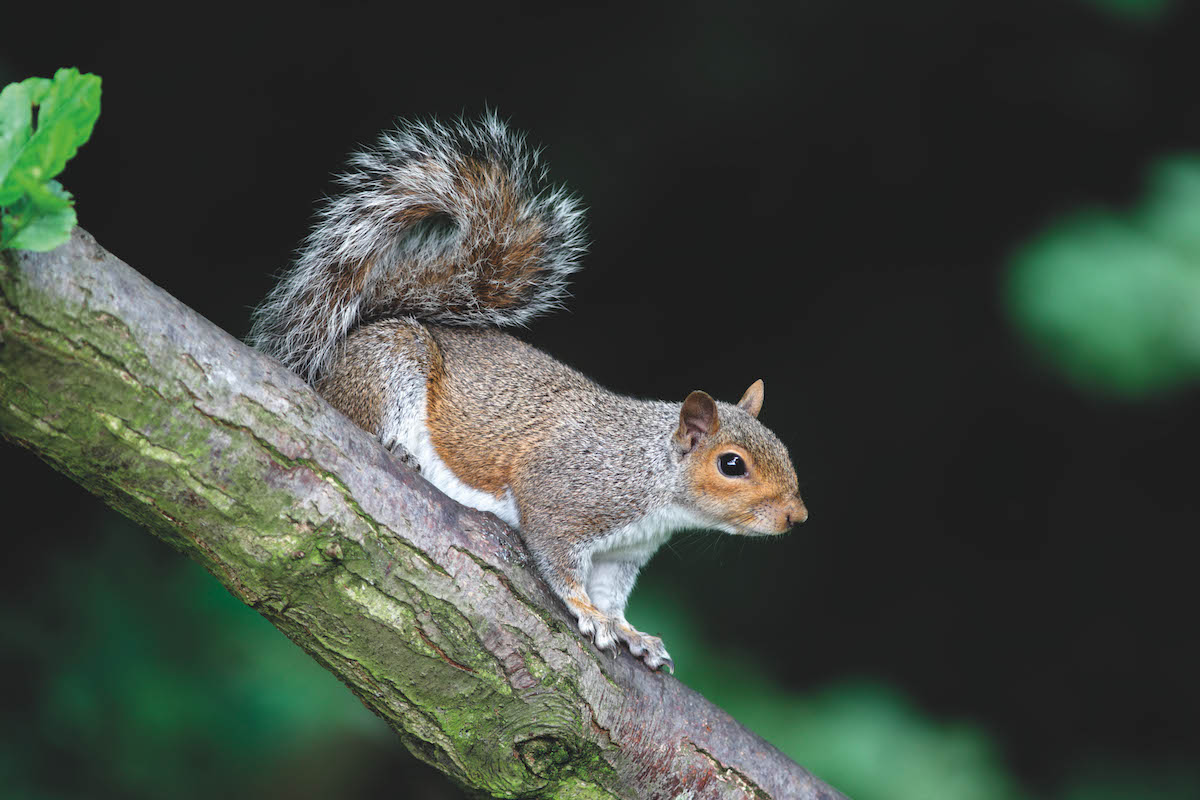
[1082,0,1173,24]
[1007,156,1200,397]
[1058,763,1200,800]
[630,586,1022,800]
[631,583,1200,800]
[2,522,389,800]
[4,521,1197,799]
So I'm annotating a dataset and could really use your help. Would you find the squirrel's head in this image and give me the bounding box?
[672,380,807,536]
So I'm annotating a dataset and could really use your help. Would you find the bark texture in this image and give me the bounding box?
[0,228,845,800]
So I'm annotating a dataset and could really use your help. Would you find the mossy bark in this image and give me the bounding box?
[0,228,845,800]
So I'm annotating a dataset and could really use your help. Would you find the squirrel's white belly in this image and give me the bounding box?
[413,434,521,527]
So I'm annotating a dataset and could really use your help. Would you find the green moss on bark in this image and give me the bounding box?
[0,244,620,800]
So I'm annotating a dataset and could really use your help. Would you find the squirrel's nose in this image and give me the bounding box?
[784,496,808,527]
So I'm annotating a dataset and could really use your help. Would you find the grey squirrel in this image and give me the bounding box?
[249,114,807,671]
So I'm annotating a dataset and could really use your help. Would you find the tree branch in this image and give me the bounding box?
[0,228,845,800]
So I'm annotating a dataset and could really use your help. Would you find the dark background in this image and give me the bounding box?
[4,2,1198,798]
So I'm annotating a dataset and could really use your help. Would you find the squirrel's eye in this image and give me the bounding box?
[717,452,747,477]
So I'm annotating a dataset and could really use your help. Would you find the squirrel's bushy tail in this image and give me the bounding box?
[248,114,587,384]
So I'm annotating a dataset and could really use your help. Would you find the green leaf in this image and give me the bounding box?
[20,177,73,213]
[19,76,53,105]
[11,67,101,184]
[5,204,76,251]
[0,67,101,253]
[1,194,34,248]
[0,81,33,186]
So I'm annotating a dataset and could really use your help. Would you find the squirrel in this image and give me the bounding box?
[249,114,807,672]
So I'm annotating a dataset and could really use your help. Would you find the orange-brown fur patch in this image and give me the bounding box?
[423,329,542,499]
[567,596,602,617]
[453,160,546,313]
[391,202,439,227]
[691,439,797,531]
[321,257,374,320]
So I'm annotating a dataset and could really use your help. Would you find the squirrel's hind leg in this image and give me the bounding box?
[318,318,433,465]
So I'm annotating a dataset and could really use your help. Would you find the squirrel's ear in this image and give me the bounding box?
[674,390,721,454]
[737,379,764,418]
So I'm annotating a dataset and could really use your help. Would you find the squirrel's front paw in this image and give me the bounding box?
[619,623,674,674]
[569,600,672,672]
[570,601,620,653]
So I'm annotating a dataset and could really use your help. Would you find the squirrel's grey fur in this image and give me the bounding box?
[250,115,805,672]
[248,113,586,385]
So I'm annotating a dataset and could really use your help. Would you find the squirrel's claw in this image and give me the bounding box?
[386,442,422,473]
[575,609,620,654]
[644,646,674,674]
[574,607,673,673]
[618,623,673,674]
